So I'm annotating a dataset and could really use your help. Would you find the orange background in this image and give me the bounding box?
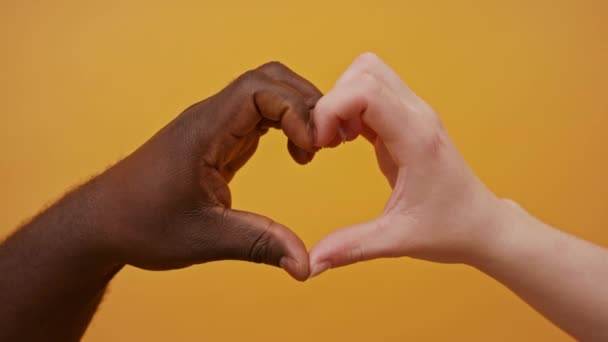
[1,0,607,340]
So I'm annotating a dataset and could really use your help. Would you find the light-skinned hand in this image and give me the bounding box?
[309,52,509,277]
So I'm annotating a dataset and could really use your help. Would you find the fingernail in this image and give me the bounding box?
[280,257,305,281]
[338,125,347,144]
[309,261,331,279]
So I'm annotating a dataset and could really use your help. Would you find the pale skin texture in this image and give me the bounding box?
[309,52,608,341]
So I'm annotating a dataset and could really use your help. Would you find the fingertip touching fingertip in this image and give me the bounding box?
[312,123,320,148]
[309,109,322,148]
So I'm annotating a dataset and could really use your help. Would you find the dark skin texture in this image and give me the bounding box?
[0,62,322,341]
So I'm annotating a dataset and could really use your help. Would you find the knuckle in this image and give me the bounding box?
[358,71,383,98]
[234,69,261,93]
[248,219,276,264]
[355,51,381,69]
[256,61,287,74]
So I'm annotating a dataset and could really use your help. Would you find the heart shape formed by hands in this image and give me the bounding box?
[2,53,600,342]
[106,53,504,282]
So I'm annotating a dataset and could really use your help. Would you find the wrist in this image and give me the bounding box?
[465,197,534,270]
[49,174,126,271]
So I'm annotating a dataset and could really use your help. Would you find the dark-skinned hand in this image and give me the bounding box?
[0,61,321,341]
[93,62,321,280]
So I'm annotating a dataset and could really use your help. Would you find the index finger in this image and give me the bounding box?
[256,62,323,107]
[313,56,436,166]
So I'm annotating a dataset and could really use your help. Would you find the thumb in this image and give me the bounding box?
[308,218,391,278]
[211,208,310,281]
